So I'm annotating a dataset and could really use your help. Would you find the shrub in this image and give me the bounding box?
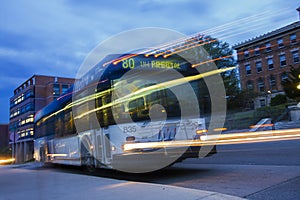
[270,94,287,106]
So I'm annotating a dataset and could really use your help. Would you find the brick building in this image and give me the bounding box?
[233,10,300,108]
[9,75,75,163]
[0,124,9,154]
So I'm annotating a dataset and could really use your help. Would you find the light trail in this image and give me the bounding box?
[42,63,235,122]
[74,66,236,119]
[123,128,300,151]
[162,39,218,58]
[191,36,300,68]
[47,154,68,157]
[0,158,15,164]
[100,7,292,68]
[192,54,233,68]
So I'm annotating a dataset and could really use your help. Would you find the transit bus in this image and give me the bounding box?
[34,53,216,173]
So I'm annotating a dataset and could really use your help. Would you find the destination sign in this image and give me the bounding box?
[121,57,182,70]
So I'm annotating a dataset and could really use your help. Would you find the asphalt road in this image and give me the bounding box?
[136,139,300,199]
[3,138,300,199]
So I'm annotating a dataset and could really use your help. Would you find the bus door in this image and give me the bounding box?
[95,128,112,166]
[95,129,103,165]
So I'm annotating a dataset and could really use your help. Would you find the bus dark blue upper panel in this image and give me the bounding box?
[34,54,193,124]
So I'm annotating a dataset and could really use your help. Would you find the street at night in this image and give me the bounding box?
[1,1,300,200]
[1,137,299,199]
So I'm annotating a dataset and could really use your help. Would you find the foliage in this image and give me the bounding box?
[255,104,287,122]
[282,65,300,101]
[180,34,240,111]
[225,104,287,130]
[201,35,239,97]
[270,94,287,106]
[227,90,259,110]
[0,146,11,158]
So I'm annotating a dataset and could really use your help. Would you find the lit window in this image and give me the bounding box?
[25,115,34,123]
[14,94,24,105]
[22,119,26,125]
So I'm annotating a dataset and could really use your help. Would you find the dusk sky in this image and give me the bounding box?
[0,0,299,124]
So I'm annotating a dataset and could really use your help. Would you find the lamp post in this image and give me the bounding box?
[266,90,271,106]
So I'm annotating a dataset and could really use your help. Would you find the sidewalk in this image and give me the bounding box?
[0,164,245,200]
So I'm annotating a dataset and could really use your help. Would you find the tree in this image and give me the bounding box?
[173,34,240,112]
[270,94,287,106]
[282,65,300,101]
[201,35,239,98]
[228,90,259,110]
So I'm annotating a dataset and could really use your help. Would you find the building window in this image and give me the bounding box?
[257,78,265,92]
[279,54,286,67]
[14,94,24,105]
[25,115,34,124]
[255,46,260,55]
[269,75,277,91]
[277,38,284,48]
[260,99,266,107]
[267,58,274,70]
[246,80,254,91]
[292,50,299,63]
[290,33,297,44]
[245,64,251,75]
[265,42,271,52]
[62,84,69,94]
[256,61,262,73]
[244,50,249,58]
[281,72,288,82]
[25,103,33,112]
[53,83,60,96]
[25,90,33,99]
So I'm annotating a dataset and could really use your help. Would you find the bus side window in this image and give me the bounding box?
[97,94,114,127]
[35,121,42,138]
[55,112,64,137]
[64,110,75,136]
[46,116,55,137]
[128,97,148,122]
